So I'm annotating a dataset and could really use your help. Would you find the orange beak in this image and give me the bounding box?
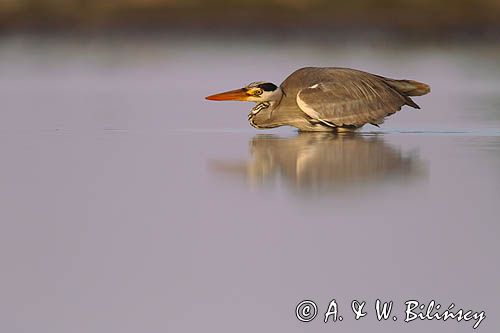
[205,88,249,101]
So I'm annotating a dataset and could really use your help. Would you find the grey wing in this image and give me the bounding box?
[295,73,409,127]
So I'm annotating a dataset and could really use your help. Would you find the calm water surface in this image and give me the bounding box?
[0,36,499,332]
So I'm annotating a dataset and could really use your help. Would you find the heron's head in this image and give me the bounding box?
[205,82,282,103]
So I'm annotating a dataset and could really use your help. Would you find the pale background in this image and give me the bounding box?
[1,2,499,332]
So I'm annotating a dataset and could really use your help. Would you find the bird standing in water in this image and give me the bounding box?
[206,67,430,131]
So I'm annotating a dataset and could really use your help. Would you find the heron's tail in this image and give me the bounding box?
[382,78,431,96]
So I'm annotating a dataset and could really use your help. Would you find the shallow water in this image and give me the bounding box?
[0,35,499,332]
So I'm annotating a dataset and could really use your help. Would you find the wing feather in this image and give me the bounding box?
[294,70,408,127]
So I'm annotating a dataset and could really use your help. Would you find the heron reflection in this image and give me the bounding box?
[212,133,425,193]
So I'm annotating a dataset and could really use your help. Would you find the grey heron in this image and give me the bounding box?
[205,67,430,131]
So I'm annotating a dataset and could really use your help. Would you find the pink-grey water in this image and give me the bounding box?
[0,35,499,332]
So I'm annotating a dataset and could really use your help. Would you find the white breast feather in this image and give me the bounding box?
[296,88,336,128]
[296,92,320,119]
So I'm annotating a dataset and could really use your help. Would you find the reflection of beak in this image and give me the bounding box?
[205,88,249,101]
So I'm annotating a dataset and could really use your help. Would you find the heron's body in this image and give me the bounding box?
[206,67,430,131]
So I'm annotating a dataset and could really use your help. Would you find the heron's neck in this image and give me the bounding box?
[252,101,271,113]
[254,87,283,111]
[272,87,284,105]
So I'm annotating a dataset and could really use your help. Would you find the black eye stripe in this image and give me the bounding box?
[257,83,277,91]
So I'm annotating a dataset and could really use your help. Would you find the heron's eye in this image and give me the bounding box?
[254,89,263,96]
